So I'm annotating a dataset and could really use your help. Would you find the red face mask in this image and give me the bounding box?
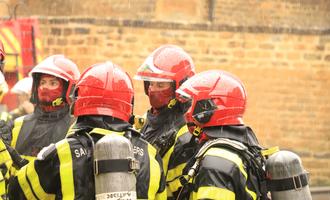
[37,87,63,103]
[148,87,174,109]
[37,75,63,104]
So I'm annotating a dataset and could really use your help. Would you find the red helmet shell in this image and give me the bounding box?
[74,61,134,122]
[135,45,195,90]
[176,70,247,127]
[30,55,80,105]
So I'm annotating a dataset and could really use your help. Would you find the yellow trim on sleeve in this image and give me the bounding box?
[17,165,38,200]
[166,162,186,193]
[193,186,235,200]
[56,140,74,200]
[26,163,56,199]
[205,147,257,200]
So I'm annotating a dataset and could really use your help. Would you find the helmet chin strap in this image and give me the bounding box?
[167,98,177,109]
[192,126,202,137]
[38,97,64,106]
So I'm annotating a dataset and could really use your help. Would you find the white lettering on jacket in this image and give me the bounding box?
[74,148,87,158]
[133,145,144,157]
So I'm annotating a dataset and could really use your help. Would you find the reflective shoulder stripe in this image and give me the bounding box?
[56,139,74,200]
[26,163,55,199]
[176,125,188,138]
[205,148,247,178]
[192,186,235,200]
[90,128,125,136]
[11,116,25,148]
[17,165,38,200]
[147,143,161,200]
[204,147,257,200]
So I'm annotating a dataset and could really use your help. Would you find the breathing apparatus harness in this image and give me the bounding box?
[177,137,278,200]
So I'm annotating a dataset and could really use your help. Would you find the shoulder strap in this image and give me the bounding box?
[178,138,269,200]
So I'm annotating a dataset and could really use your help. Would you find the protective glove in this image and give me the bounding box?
[0,120,13,146]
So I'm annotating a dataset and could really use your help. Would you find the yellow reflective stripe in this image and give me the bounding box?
[166,163,185,192]
[0,140,12,164]
[162,146,172,177]
[26,163,55,199]
[0,172,6,198]
[246,186,257,200]
[205,148,257,200]
[0,28,23,72]
[262,146,279,157]
[163,125,188,175]
[148,144,161,200]
[22,155,36,163]
[206,148,247,178]
[192,186,235,200]
[2,28,21,52]
[90,128,125,136]
[177,125,189,138]
[17,165,37,200]
[162,125,189,197]
[56,140,74,199]
[11,116,24,148]
[155,189,166,200]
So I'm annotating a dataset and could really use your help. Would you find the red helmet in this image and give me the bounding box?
[73,61,134,122]
[30,55,80,105]
[0,40,5,72]
[176,70,247,128]
[135,44,195,93]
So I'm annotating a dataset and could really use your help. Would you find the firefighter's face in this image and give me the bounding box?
[39,75,61,90]
[149,81,172,92]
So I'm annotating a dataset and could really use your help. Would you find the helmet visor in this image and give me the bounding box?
[135,56,175,82]
[176,88,192,103]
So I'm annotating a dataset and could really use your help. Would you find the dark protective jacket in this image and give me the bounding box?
[10,105,74,158]
[7,116,166,200]
[141,107,197,198]
[189,125,266,200]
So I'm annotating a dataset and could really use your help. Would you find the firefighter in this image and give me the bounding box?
[175,70,269,200]
[9,77,34,119]
[2,55,80,160]
[7,61,166,199]
[0,40,5,72]
[134,44,198,199]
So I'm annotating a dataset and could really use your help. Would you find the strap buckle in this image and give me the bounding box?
[128,157,139,172]
[94,159,99,175]
[293,175,303,190]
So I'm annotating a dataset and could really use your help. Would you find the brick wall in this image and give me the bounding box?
[2,0,330,186]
